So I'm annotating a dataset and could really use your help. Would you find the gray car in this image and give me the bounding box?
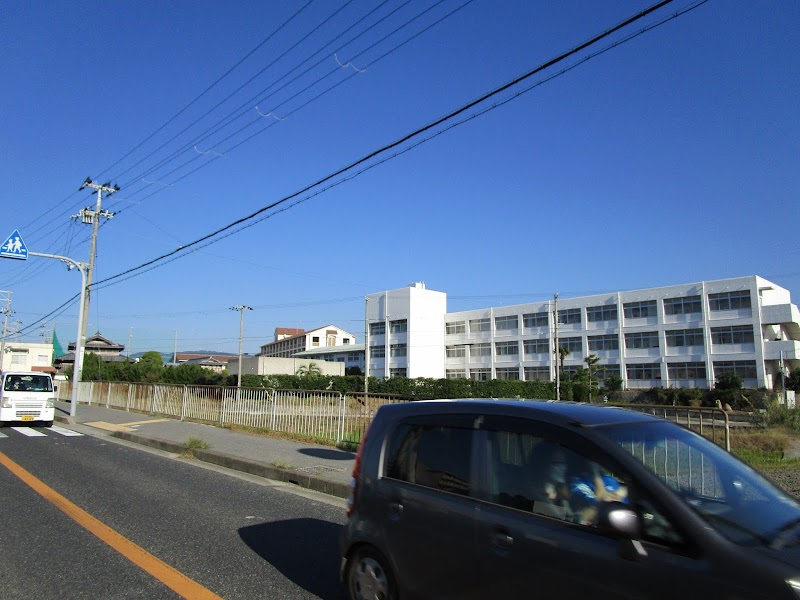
[340,399,800,600]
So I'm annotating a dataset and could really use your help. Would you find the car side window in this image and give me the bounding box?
[384,422,473,496]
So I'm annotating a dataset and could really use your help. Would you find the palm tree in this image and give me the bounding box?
[296,362,322,377]
[558,347,570,379]
[584,354,600,402]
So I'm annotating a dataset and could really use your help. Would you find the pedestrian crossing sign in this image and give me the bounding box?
[1,229,28,260]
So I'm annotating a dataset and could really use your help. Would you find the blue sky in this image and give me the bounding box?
[1,0,798,355]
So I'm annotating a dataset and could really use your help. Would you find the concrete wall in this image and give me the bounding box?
[229,355,345,377]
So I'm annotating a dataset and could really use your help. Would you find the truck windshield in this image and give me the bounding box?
[4,375,53,392]
[600,420,800,549]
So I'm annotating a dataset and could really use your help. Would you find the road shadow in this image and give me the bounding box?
[239,518,346,599]
[298,447,355,461]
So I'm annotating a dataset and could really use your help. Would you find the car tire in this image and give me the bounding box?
[346,546,398,600]
[42,421,53,428]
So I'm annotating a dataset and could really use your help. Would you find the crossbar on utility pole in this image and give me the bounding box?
[73,178,118,347]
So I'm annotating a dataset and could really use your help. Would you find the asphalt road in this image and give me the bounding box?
[0,424,348,599]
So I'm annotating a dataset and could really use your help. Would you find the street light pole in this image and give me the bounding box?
[29,251,86,417]
[230,306,252,394]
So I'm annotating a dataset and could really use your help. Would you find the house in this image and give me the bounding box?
[180,355,229,373]
[259,325,356,358]
[54,332,128,374]
[0,340,56,374]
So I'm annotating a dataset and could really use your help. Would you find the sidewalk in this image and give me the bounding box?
[54,401,355,500]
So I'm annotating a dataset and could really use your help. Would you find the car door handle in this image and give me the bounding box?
[492,532,514,549]
[388,502,403,521]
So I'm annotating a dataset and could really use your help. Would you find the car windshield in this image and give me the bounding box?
[600,420,800,549]
[3,375,53,392]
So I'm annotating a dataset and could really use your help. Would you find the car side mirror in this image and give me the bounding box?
[54,385,58,392]
[597,502,640,538]
[597,502,649,561]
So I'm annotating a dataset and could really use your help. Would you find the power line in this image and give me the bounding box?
[93,0,682,291]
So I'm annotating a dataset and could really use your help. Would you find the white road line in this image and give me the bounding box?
[0,431,7,438]
[10,427,47,437]
[48,425,83,437]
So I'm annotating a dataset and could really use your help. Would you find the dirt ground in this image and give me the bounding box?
[759,467,800,499]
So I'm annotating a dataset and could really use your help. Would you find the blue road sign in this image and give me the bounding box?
[1,229,28,260]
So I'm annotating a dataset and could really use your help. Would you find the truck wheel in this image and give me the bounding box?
[42,421,53,428]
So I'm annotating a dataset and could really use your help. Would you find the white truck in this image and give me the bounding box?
[0,371,56,427]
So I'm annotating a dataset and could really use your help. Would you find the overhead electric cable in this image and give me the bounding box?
[110,0,359,185]
[95,0,319,180]
[94,0,678,290]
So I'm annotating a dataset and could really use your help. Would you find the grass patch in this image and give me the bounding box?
[223,423,364,449]
[730,427,800,468]
[270,460,295,470]
[730,428,792,453]
[179,437,210,458]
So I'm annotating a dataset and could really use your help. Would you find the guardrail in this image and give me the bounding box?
[610,404,731,451]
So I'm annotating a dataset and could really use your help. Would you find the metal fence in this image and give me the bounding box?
[59,383,732,449]
[58,381,403,444]
[612,404,731,451]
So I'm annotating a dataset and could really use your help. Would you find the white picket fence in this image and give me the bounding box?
[59,381,402,444]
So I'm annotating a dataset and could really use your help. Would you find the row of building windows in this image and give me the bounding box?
[445,361,758,382]
[445,291,753,334]
[370,320,408,336]
[443,326,755,357]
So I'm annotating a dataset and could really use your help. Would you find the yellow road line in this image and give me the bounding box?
[0,451,222,600]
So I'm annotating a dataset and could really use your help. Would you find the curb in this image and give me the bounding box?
[111,431,350,500]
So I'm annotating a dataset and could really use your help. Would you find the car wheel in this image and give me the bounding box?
[347,546,397,600]
[42,421,54,428]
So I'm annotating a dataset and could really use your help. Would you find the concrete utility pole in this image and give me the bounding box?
[0,291,12,370]
[364,296,370,400]
[230,306,252,394]
[554,293,560,402]
[73,177,118,372]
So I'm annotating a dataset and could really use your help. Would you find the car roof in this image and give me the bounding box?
[377,398,662,427]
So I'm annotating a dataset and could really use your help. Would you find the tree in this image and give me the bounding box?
[602,374,623,392]
[131,350,165,383]
[558,347,570,379]
[296,362,322,377]
[81,352,102,381]
[716,371,743,391]
[584,354,600,402]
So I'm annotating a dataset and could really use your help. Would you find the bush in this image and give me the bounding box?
[716,371,743,391]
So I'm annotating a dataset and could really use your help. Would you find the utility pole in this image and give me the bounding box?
[73,177,118,377]
[0,291,11,370]
[553,293,560,402]
[230,306,252,394]
[172,330,178,365]
[364,296,370,400]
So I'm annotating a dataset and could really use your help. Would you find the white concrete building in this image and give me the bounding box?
[0,341,55,374]
[440,275,799,390]
[259,325,356,358]
[294,344,365,373]
[366,282,447,379]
